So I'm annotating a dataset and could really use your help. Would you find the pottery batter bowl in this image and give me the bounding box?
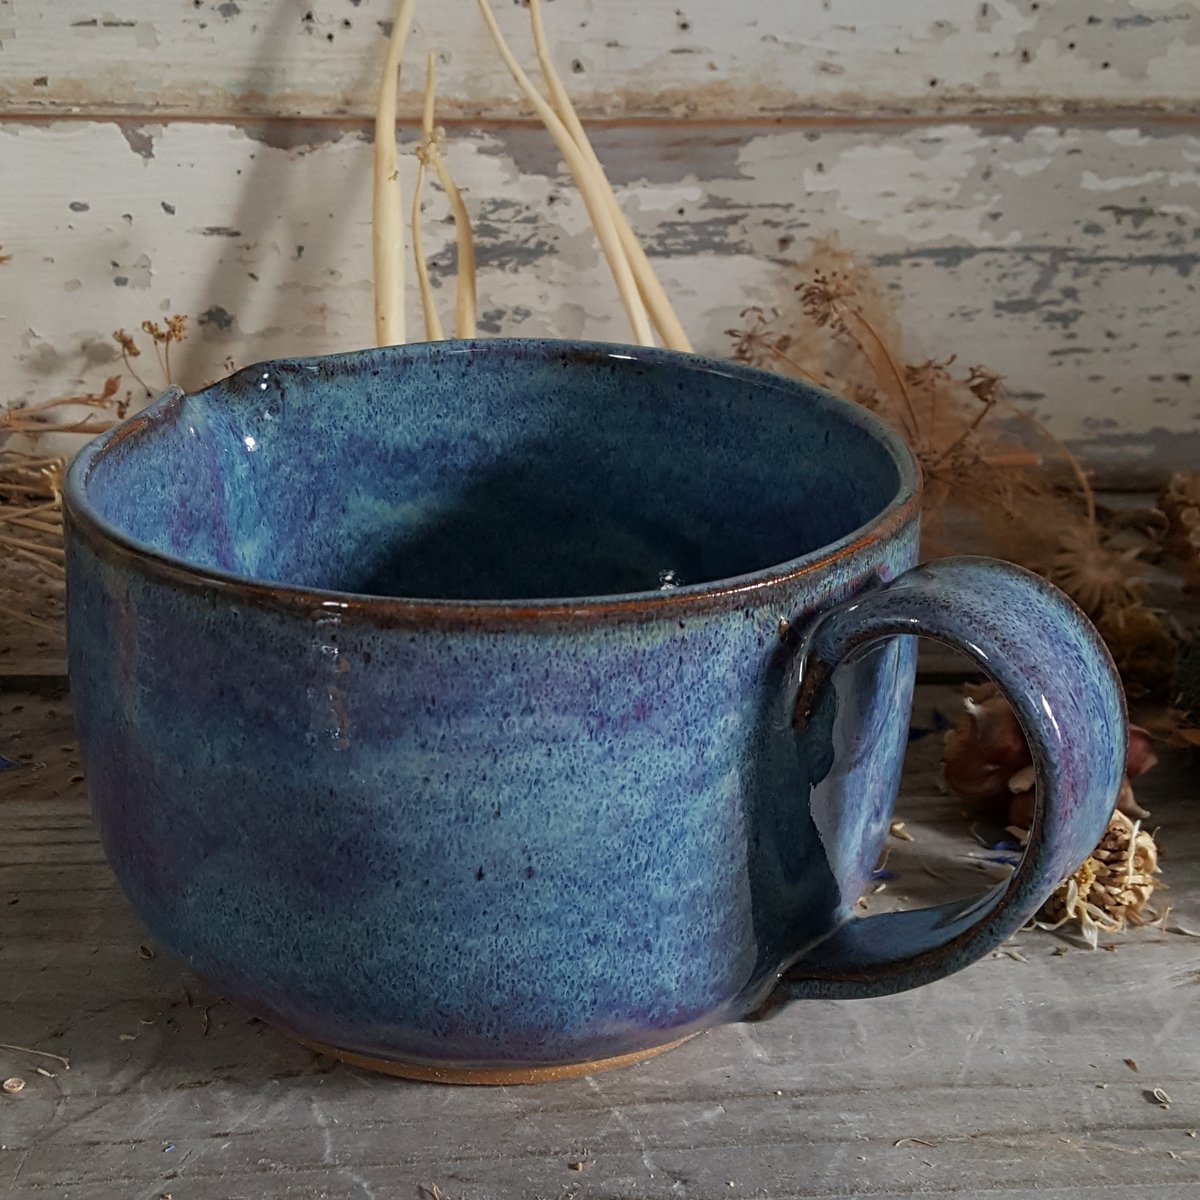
[64,341,1124,1083]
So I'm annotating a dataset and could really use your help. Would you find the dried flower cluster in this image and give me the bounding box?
[1034,810,1163,948]
[114,315,189,397]
[941,682,1165,944]
[730,239,1196,738]
[0,320,189,638]
[942,681,1158,829]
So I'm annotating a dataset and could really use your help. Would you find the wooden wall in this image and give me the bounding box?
[2,0,1198,480]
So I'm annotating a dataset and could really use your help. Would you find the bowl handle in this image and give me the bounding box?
[769,555,1125,1003]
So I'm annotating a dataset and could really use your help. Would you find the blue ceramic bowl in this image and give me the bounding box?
[64,341,1124,1082]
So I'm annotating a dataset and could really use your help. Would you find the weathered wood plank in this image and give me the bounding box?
[1,0,1198,121]
[3,120,1198,474]
[2,687,1198,1198]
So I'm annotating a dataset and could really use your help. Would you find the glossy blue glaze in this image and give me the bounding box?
[64,341,1122,1074]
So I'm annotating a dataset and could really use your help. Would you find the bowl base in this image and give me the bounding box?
[287,1030,695,1085]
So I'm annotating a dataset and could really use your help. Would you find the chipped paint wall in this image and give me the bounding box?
[1,1,1197,477]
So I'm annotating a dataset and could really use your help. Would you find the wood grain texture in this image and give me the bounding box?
[2,686,1198,1199]
[3,120,1198,473]
[1,0,1198,120]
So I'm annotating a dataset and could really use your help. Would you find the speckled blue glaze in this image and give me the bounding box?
[64,341,1123,1074]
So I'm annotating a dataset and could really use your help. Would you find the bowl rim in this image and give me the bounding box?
[64,339,923,629]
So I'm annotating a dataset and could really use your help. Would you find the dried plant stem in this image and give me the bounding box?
[117,345,153,397]
[980,449,1043,469]
[1,514,61,536]
[411,58,446,342]
[373,0,418,347]
[428,154,478,338]
[421,54,477,339]
[0,453,61,469]
[411,153,444,341]
[2,417,114,436]
[477,0,653,346]
[5,395,101,418]
[1012,406,1096,526]
[847,312,921,440]
[0,602,61,635]
[526,0,690,353]
[0,534,63,560]
[2,543,62,573]
[145,335,167,384]
[0,1043,71,1070]
[757,339,825,387]
[928,408,997,473]
[0,500,58,524]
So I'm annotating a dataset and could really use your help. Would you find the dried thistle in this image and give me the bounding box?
[1042,524,1146,619]
[1034,810,1163,948]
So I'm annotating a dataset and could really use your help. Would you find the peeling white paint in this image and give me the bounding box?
[1,119,1197,474]
[745,128,1023,247]
[1,0,1197,118]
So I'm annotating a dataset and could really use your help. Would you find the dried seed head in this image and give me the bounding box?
[965,365,1005,407]
[1043,524,1146,619]
[905,356,957,388]
[798,270,855,335]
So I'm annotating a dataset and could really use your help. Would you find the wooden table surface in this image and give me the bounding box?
[2,681,1198,1200]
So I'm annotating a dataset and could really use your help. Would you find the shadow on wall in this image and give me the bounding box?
[174,4,382,387]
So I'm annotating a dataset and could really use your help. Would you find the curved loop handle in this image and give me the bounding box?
[776,556,1126,1002]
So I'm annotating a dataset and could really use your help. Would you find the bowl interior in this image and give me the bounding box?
[71,342,907,601]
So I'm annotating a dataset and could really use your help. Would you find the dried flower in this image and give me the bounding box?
[942,682,1157,827]
[941,682,1029,807]
[1035,810,1162,948]
[964,365,1004,407]
[905,356,956,389]
[727,307,822,384]
[1042,524,1145,619]
[799,270,855,336]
